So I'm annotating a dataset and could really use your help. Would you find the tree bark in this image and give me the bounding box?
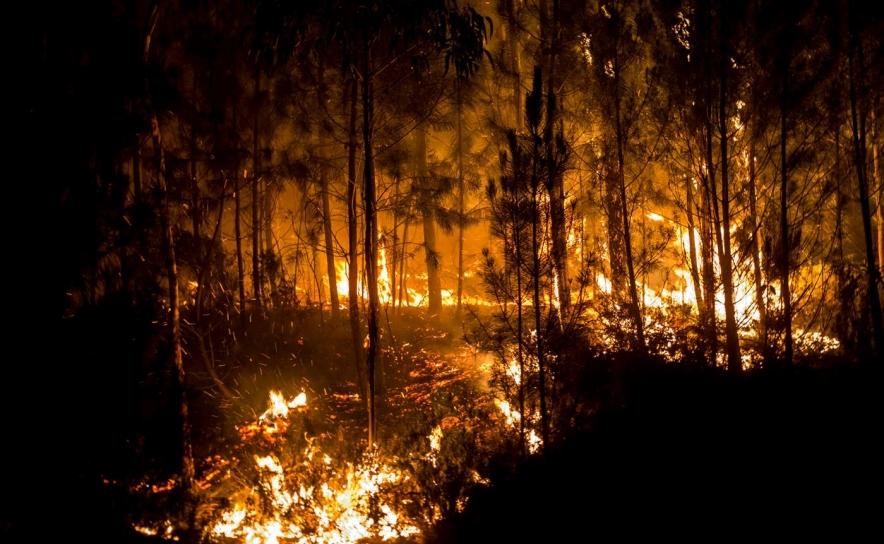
[416,124,443,316]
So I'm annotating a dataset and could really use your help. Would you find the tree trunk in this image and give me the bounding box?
[264,178,278,307]
[685,176,705,314]
[613,57,646,355]
[252,64,263,313]
[416,124,443,316]
[780,34,794,369]
[320,133,340,319]
[362,48,380,446]
[143,0,194,492]
[504,0,522,129]
[456,83,465,317]
[748,139,768,365]
[847,19,884,360]
[718,18,741,373]
[190,67,203,319]
[346,76,365,390]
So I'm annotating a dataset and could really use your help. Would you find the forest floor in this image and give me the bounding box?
[3,308,880,543]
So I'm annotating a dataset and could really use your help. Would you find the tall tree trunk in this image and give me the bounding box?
[399,219,409,309]
[698,0,718,365]
[748,139,768,365]
[873,108,882,275]
[456,83,465,317]
[252,64,263,312]
[230,41,246,328]
[685,176,705,314]
[847,18,884,360]
[613,58,646,354]
[362,48,380,446]
[529,116,549,451]
[346,77,365,391]
[504,0,522,129]
[416,124,443,316]
[780,34,794,369]
[391,173,401,314]
[143,0,194,492]
[264,179,278,307]
[542,0,568,312]
[321,159,340,319]
[506,173,527,457]
[719,17,741,373]
[190,66,203,319]
[234,168,246,325]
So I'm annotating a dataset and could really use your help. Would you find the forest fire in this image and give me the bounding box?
[26,0,882,542]
[202,391,424,544]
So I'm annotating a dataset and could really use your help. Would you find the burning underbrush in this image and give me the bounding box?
[128,322,512,544]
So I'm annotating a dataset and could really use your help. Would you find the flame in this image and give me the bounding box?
[205,390,432,544]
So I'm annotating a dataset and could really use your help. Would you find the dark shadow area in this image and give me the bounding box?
[430,363,880,542]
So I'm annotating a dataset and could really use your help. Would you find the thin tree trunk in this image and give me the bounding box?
[719,17,741,373]
[872,108,882,274]
[143,0,194,492]
[252,64,263,312]
[230,42,246,327]
[363,48,380,446]
[505,0,522,129]
[416,124,443,316]
[685,176,705,313]
[456,83,465,317]
[530,122,548,451]
[264,178,278,307]
[346,76,365,391]
[780,36,794,369]
[190,66,203,319]
[543,0,568,312]
[320,139,340,319]
[748,140,768,365]
[614,58,646,355]
[847,20,884,360]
